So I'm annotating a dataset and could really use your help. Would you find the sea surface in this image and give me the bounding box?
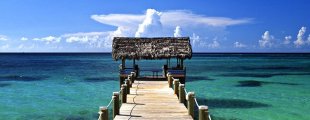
[0,53,309,120]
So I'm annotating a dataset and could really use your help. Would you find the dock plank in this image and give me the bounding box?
[114,80,193,120]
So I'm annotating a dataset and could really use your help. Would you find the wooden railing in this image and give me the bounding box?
[98,71,211,120]
[98,72,136,120]
[167,73,212,120]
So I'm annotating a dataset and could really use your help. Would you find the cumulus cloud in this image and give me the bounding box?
[234,41,246,48]
[259,31,274,47]
[33,36,61,44]
[283,35,292,44]
[91,9,251,48]
[135,9,163,37]
[0,35,8,41]
[174,26,182,37]
[20,37,28,41]
[91,9,251,28]
[294,27,306,47]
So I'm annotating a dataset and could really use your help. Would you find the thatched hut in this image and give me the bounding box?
[112,37,192,61]
[112,37,192,85]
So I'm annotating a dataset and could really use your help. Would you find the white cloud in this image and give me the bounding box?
[18,44,35,49]
[0,44,9,49]
[20,37,28,41]
[161,10,251,27]
[91,14,144,27]
[283,35,292,44]
[208,40,220,48]
[174,26,182,37]
[91,9,251,28]
[0,35,8,41]
[33,36,61,44]
[91,9,251,45]
[259,31,274,47]
[234,41,246,48]
[135,9,163,37]
[294,27,306,47]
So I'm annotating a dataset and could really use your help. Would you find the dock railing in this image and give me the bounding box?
[98,72,136,120]
[98,71,211,120]
[168,73,212,120]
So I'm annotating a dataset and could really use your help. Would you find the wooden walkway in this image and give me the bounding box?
[114,80,193,120]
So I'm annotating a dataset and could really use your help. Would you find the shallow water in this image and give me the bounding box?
[0,53,309,120]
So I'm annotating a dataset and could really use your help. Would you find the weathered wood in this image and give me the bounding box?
[125,79,130,94]
[121,84,127,103]
[98,106,108,120]
[114,80,193,120]
[179,84,185,103]
[199,105,209,120]
[173,79,180,95]
[113,92,120,118]
[186,92,195,118]
[167,74,173,88]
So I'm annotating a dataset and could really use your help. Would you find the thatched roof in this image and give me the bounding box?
[112,37,192,60]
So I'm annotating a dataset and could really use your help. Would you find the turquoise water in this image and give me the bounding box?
[0,53,309,120]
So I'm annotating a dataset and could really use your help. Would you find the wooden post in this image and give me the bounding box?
[131,72,136,79]
[181,58,184,69]
[121,58,125,70]
[126,78,132,88]
[179,84,185,103]
[173,79,180,95]
[186,92,195,118]
[125,79,130,94]
[113,92,120,118]
[199,105,209,120]
[167,74,173,88]
[121,84,127,103]
[98,106,108,120]
[133,59,135,68]
[128,74,133,84]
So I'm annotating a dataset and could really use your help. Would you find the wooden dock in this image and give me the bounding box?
[114,80,193,120]
[98,73,211,120]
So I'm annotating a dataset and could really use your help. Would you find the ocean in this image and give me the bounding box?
[0,53,309,120]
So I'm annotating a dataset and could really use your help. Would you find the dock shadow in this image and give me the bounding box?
[187,76,216,81]
[0,75,49,82]
[196,98,270,109]
[236,80,300,87]
[0,83,11,87]
[241,66,305,71]
[83,77,117,82]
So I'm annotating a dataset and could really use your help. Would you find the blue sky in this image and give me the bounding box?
[0,0,310,52]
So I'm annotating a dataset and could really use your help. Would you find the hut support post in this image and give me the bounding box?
[121,84,127,103]
[186,92,195,118]
[199,106,210,120]
[113,92,120,118]
[121,58,125,69]
[98,106,108,120]
[179,84,185,103]
[173,79,180,95]
[133,59,135,68]
[181,58,184,68]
